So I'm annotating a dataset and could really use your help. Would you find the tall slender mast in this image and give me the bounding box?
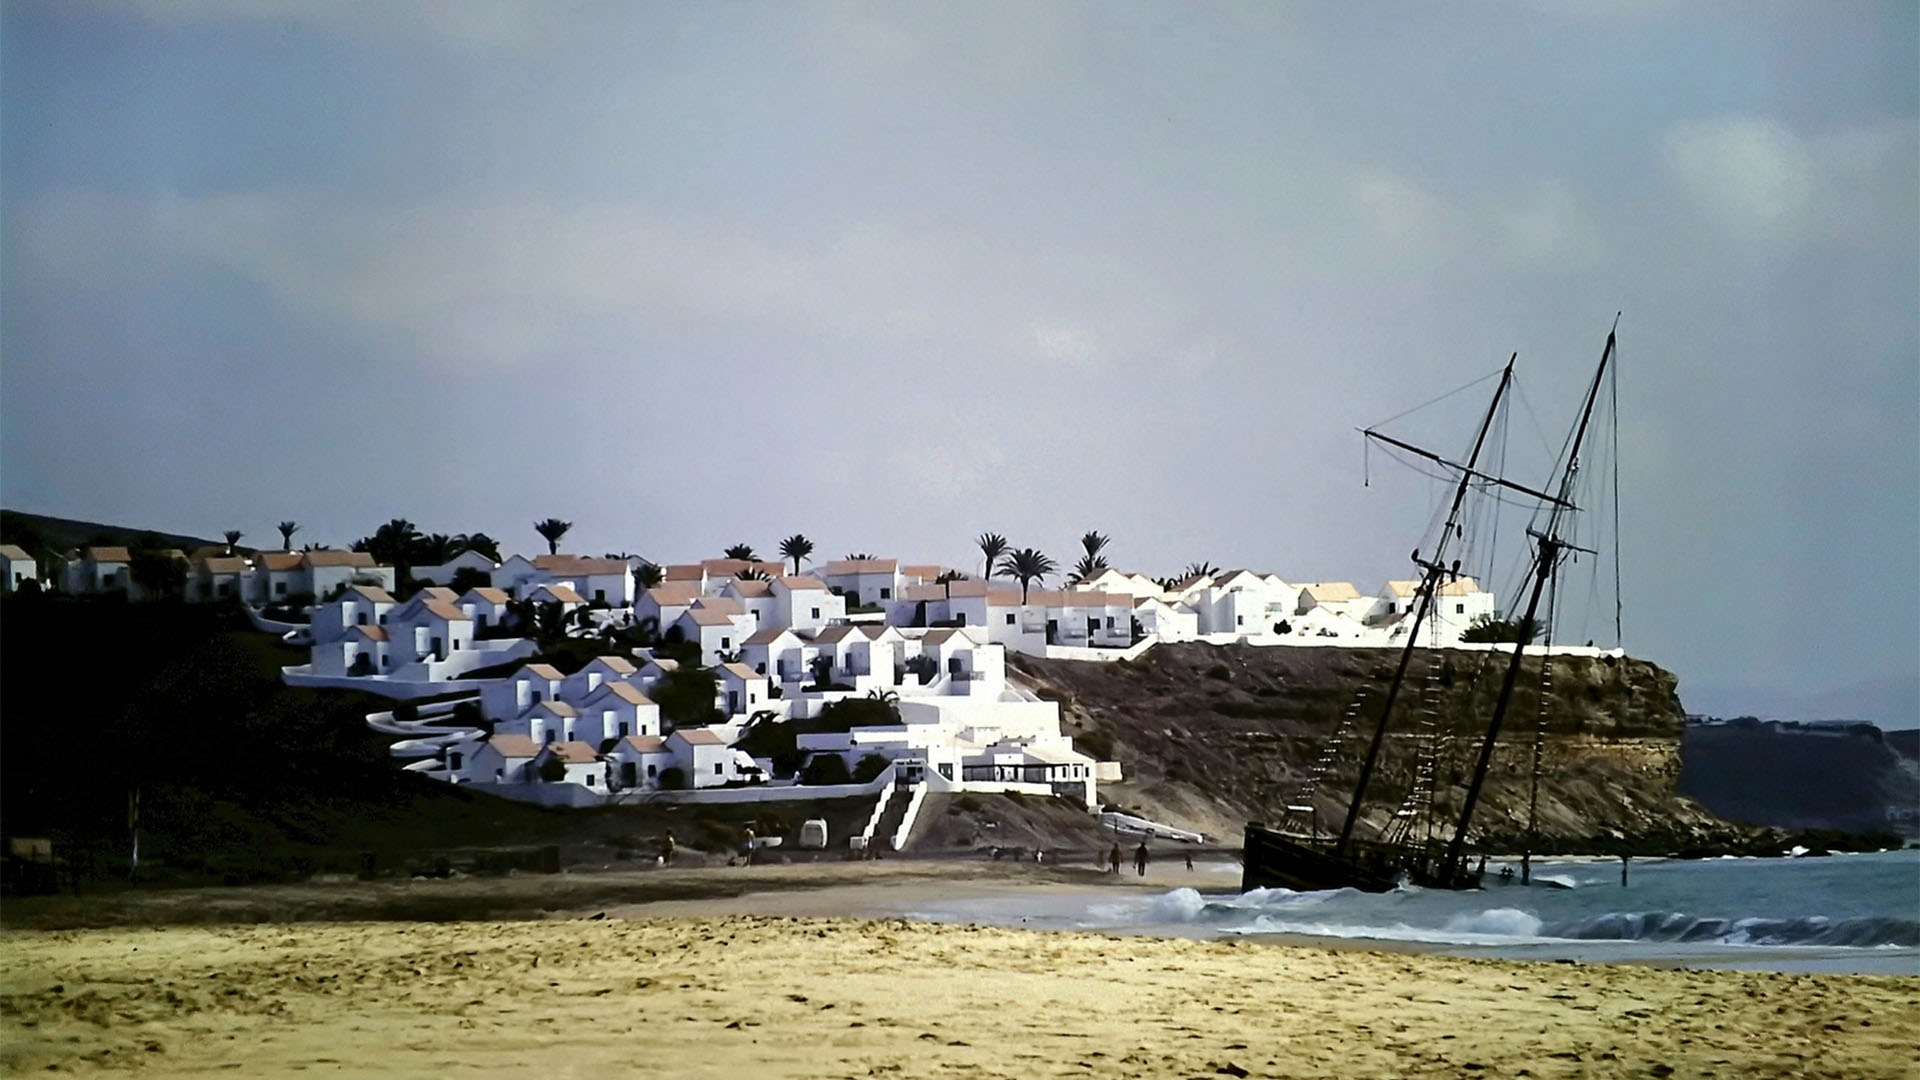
[1333,355,1515,856]
[1443,327,1617,876]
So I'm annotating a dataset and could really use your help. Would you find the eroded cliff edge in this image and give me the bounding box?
[1011,643,1748,854]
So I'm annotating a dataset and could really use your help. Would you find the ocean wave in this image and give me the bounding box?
[1133,891,1920,949]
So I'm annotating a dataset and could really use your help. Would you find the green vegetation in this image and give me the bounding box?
[532,518,572,555]
[801,754,851,786]
[778,534,813,575]
[995,547,1056,603]
[1460,615,1542,643]
[651,664,721,730]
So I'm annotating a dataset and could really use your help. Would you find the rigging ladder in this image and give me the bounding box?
[1281,686,1372,839]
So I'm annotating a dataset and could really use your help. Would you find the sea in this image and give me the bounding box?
[904,848,1920,975]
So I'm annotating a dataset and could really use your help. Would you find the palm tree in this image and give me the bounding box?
[635,563,664,590]
[996,547,1056,603]
[844,551,877,561]
[222,529,243,556]
[1069,530,1111,584]
[457,532,502,562]
[415,533,457,566]
[977,532,1009,581]
[276,521,299,550]
[723,543,759,562]
[1183,560,1219,580]
[779,534,814,575]
[533,518,572,555]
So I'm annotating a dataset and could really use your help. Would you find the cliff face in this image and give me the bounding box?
[1011,643,1746,854]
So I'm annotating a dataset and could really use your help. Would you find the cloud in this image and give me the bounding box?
[13,191,1198,375]
[1663,116,1917,247]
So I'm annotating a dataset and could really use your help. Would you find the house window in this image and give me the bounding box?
[586,775,596,787]
[618,722,629,737]
[477,613,488,628]
[647,764,657,778]
[1105,616,1115,629]
[595,589,606,602]
[721,637,730,649]
[379,613,388,625]
[1005,613,1015,625]
[532,690,542,703]
[879,587,891,599]
[495,768,504,779]
[383,655,392,669]
[275,581,287,596]
[810,607,820,619]
[713,763,723,775]
[546,730,556,743]
[450,752,463,770]
[1236,615,1244,626]
[1456,603,1465,614]
[357,612,369,625]
[756,662,766,674]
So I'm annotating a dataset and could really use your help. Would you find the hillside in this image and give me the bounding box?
[1679,724,1920,835]
[0,508,231,555]
[0,596,874,891]
[1011,643,1756,855]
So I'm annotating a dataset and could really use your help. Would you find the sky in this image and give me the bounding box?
[2,1,1915,724]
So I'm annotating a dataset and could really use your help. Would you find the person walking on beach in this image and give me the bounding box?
[1184,851,1193,872]
[1107,842,1122,875]
[1134,841,1149,877]
[661,830,676,868]
[742,825,756,867]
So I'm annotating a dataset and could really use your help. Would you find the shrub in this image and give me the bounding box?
[801,753,851,786]
[451,701,484,727]
[659,766,687,791]
[537,756,566,783]
[392,701,419,724]
[852,753,889,783]
[1461,615,1541,644]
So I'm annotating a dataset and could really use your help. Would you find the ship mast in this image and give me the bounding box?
[1332,354,1520,857]
[1442,324,1617,877]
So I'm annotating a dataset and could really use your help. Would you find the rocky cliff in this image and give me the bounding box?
[1010,643,1751,855]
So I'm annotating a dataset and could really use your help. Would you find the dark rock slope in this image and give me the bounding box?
[1011,643,1749,855]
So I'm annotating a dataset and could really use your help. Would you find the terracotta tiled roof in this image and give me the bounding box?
[619,734,668,753]
[533,554,629,576]
[690,596,745,615]
[719,662,764,682]
[674,728,725,746]
[681,606,742,627]
[1301,582,1361,602]
[416,586,458,601]
[420,598,472,621]
[530,700,579,717]
[348,584,396,603]
[486,734,540,758]
[1384,580,1421,597]
[544,740,598,764]
[823,558,898,575]
[0,544,31,561]
[644,583,702,606]
[520,663,565,680]
[532,584,585,604]
[812,625,858,644]
[592,681,652,705]
[255,552,304,571]
[743,626,794,646]
[900,584,947,602]
[303,550,377,569]
[899,564,945,580]
[638,657,680,672]
[588,655,637,674]
[1438,577,1482,596]
[775,575,828,591]
[723,579,773,597]
[460,587,511,604]
[84,546,132,563]
[662,564,705,581]
[347,625,388,641]
[199,556,251,574]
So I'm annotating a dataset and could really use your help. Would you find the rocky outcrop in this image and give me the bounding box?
[1011,643,1751,854]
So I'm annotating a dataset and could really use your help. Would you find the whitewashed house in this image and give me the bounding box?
[516,700,580,745]
[718,577,779,625]
[821,558,901,609]
[480,663,567,721]
[771,575,843,633]
[631,655,680,696]
[64,546,131,596]
[741,626,807,682]
[1132,595,1199,642]
[669,727,744,788]
[251,552,308,603]
[305,550,394,599]
[1296,581,1370,621]
[312,624,390,676]
[456,587,513,634]
[607,734,675,790]
[311,584,397,644]
[636,583,703,633]
[717,662,772,718]
[1,544,38,593]
[383,594,474,669]
[526,583,586,613]
[575,681,659,744]
[533,740,604,789]
[191,555,254,603]
[563,655,639,699]
[449,733,540,784]
[532,555,634,607]
[668,604,754,667]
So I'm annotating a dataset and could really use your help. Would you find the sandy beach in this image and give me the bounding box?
[4,865,1916,1079]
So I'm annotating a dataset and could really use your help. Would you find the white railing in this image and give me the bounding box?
[857,772,898,849]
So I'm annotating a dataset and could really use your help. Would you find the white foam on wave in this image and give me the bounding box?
[1444,907,1545,937]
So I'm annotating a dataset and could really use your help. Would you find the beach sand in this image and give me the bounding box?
[4,873,1916,1080]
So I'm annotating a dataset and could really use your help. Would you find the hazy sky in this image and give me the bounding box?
[3,1,1915,723]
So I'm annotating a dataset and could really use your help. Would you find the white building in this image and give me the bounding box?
[821,558,901,609]
[1,544,37,593]
[606,734,675,790]
[533,740,605,789]
[771,575,843,633]
[413,550,498,586]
